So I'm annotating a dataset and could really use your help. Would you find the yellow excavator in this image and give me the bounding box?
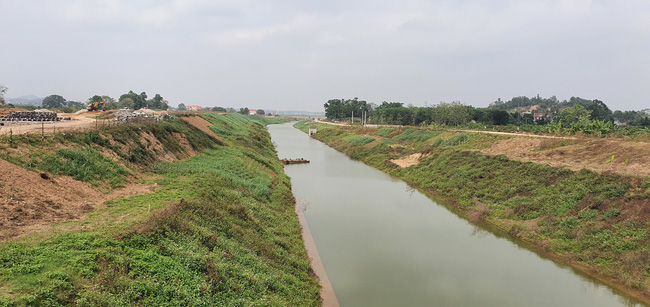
[87,100,106,111]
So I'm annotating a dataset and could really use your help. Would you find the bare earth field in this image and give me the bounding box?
[0,111,100,136]
[480,137,650,177]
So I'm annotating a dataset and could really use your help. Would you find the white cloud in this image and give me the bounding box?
[1,0,649,111]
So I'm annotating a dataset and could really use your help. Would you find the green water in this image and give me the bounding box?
[269,123,645,307]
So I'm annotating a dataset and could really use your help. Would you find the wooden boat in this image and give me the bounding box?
[280,158,310,165]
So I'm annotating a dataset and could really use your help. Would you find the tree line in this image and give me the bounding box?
[34,91,170,111]
[324,95,650,130]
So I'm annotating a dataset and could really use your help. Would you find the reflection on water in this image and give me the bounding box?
[268,123,644,307]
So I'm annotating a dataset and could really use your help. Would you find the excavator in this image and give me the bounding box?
[86,100,106,111]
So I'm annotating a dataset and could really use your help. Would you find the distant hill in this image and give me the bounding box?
[6,95,43,106]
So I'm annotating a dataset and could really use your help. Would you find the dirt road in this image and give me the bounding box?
[0,111,102,136]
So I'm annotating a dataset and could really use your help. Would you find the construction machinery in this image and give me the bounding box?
[87,100,106,111]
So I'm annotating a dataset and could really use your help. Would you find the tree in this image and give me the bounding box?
[66,101,85,109]
[0,84,7,105]
[118,91,147,110]
[586,99,612,121]
[147,94,168,110]
[239,107,249,115]
[432,101,470,125]
[212,106,226,112]
[177,103,187,111]
[560,104,591,126]
[489,109,510,125]
[256,109,265,115]
[42,95,67,109]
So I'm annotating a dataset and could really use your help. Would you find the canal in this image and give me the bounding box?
[268,123,644,306]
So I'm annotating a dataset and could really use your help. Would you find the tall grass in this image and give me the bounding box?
[38,148,129,187]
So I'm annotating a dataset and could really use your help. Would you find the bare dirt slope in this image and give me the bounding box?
[481,137,650,177]
[181,116,223,141]
[0,159,157,240]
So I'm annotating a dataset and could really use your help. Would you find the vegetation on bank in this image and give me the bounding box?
[0,119,218,190]
[296,121,650,299]
[323,96,650,138]
[0,114,320,306]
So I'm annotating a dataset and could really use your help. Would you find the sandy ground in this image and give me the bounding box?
[390,153,423,168]
[0,111,102,136]
[0,159,158,241]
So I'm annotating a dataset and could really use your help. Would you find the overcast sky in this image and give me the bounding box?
[1,0,649,111]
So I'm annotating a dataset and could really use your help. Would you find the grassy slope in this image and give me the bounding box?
[0,115,320,306]
[296,121,650,300]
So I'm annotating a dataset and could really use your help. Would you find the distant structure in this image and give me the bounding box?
[309,126,317,136]
[249,109,258,115]
[187,105,204,111]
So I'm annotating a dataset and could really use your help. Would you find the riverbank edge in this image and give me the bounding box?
[294,200,340,307]
[296,123,650,306]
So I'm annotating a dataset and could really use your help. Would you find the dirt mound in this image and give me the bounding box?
[481,137,650,177]
[181,116,223,141]
[0,159,158,241]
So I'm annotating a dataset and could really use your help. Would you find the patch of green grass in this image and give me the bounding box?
[395,129,441,142]
[342,135,375,146]
[381,138,397,145]
[38,148,129,188]
[374,128,396,137]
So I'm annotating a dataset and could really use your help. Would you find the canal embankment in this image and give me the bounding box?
[0,114,321,305]
[294,121,650,304]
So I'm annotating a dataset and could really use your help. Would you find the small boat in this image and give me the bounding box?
[280,158,310,165]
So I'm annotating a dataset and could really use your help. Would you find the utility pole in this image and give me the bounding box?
[351,111,354,124]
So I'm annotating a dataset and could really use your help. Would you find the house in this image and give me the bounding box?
[249,109,258,115]
[188,105,204,111]
[533,113,546,121]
